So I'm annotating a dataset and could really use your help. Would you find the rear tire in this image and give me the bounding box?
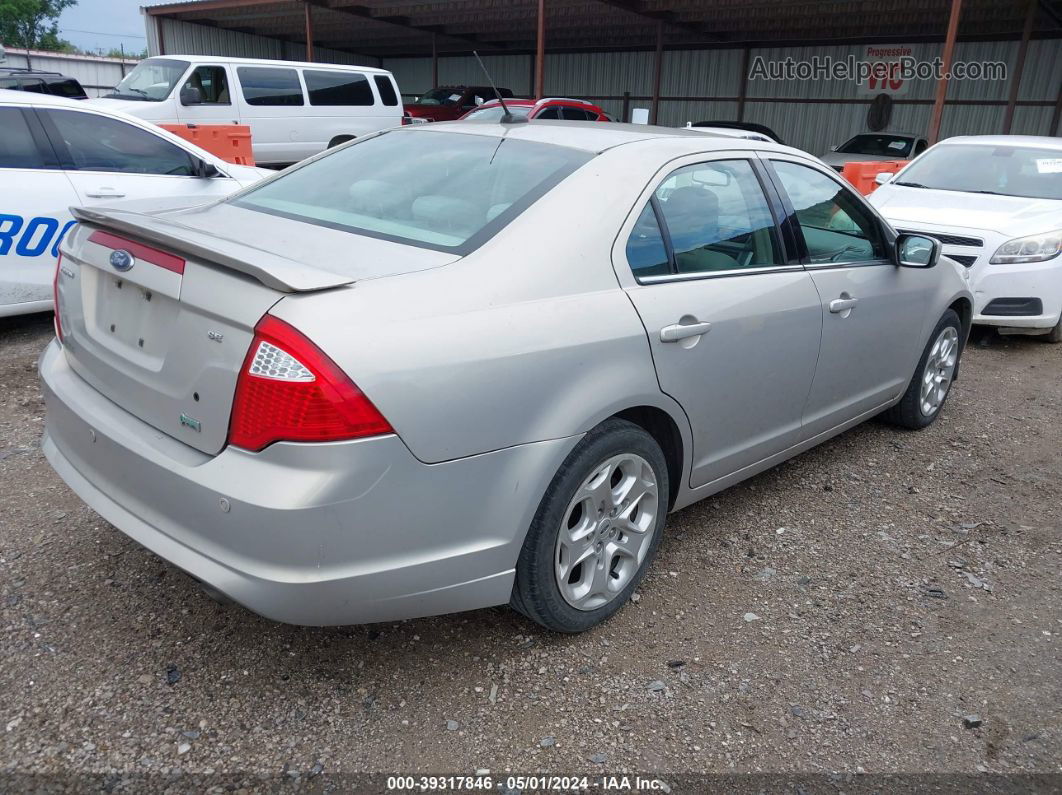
[882,309,962,430]
[511,419,669,633]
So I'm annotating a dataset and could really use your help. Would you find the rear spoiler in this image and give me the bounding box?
[70,206,354,293]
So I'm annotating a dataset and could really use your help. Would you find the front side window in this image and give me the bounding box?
[108,58,189,102]
[183,66,229,104]
[305,70,373,106]
[237,67,303,106]
[45,109,196,176]
[0,108,47,169]
[233,130,591,252]
[772,161,884,264]
[895,143,1062,201]
[373,75,398,106]
[632,160,781,276]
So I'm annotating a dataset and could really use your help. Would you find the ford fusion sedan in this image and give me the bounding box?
[0,91,269,318]
[42,121,972,632]
[870,135,1062,342]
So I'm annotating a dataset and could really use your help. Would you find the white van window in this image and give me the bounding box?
[373,75,399,106]
[304,70,374,106]
[237,67,304,106]
[183,65,230,104]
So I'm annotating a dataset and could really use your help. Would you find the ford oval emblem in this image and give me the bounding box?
[109,249,135,272]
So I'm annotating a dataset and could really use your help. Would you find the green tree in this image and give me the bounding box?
[0,0,78,51]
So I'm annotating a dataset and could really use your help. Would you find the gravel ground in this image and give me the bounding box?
[1,312,1059,786]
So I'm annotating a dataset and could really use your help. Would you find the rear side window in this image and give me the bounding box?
[536,106,561,119]
[561,107,593,121]
[625,203,670,277]
[19,78,47,94]
[47,79,86,98]
[44,109,197,176]
[237,67,304,106]
[373,75,398,106]
[653,160,781,274]
[234,130,591,253]
[0,108,47,169]
[304,70,373,106]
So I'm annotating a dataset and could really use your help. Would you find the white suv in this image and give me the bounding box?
[870,135,1062,342]
[0,90,269,319]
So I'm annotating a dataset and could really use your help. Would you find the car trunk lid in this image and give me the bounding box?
[57,205,458,456]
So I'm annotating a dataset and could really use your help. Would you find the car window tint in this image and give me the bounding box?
[772,161,884,264]
[914,139,928,155]
[48,79,86,98]
[625,203,670,278]
[237,67,304,106]
[304,70,373,106]
[561,107,591,121]
[655,160,781,273]
[184,66,229,103]
[373,75,398,106]
[0,108,46,169]
[20,78,47,94]
[45,109,196,176]
[536,106,561,119]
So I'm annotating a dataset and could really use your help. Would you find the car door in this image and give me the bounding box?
[36,107,242,209]
[175,64,239,125]
[0,105,80,314]
[763,155,931,437]
[234,65,306,164]
[615,155,823,489]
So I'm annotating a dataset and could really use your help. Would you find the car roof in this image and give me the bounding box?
[939,134,1062,151]
[408,118,798,156]
[0,89,89,108]
[146,54,391,74]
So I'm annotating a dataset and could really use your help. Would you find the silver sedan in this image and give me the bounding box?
[42,121,972,632]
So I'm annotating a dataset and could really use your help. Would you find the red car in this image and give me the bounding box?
[460,97,611,122]
[404,86,515,123]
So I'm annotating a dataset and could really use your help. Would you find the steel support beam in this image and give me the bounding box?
[304,1,314,61]
[650,20,664,124]
[927,0,963,145]
[1003,0,1037,133]
[535,0,546,99]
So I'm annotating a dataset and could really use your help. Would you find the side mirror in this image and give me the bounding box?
[874,172,892,186]
[829,144,838,151]
[895,232,940,268]
[180,86,203,106]
[193,158,222,179]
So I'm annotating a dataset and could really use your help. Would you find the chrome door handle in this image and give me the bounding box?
[86,189,126,199]
[660,321,712,342]
[829,297,859,313]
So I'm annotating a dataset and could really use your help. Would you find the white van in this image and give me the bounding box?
[90,55,403,166]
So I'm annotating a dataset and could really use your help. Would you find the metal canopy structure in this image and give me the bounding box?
[144,0,1062,58]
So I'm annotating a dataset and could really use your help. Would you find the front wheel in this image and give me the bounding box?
[511,419,669,633]
[882,309,962,429]
[1044,316,1062,344]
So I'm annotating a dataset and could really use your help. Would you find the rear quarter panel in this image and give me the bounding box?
[268,144,691,465]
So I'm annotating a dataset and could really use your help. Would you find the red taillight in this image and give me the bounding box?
[53,254,64,342]
[228,315,392,452]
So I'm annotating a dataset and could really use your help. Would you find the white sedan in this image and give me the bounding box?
[870,135,1062,342]
[0,90,269,318]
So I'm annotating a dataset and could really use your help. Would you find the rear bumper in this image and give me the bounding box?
[972,258,1062,332]
[40,341,578,625]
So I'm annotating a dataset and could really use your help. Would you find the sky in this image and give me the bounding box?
[57,0,151,56]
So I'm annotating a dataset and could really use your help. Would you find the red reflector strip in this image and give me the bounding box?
[88,230,186,275]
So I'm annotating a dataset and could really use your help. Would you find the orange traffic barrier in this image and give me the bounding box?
[159,123,255,166]
[840,160,909,195]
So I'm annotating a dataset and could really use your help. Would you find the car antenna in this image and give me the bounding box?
[473,50,526,124]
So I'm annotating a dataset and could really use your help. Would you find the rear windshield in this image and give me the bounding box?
[233,130,592,253]
[896,144,1062,201]
[838,134,914,156]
